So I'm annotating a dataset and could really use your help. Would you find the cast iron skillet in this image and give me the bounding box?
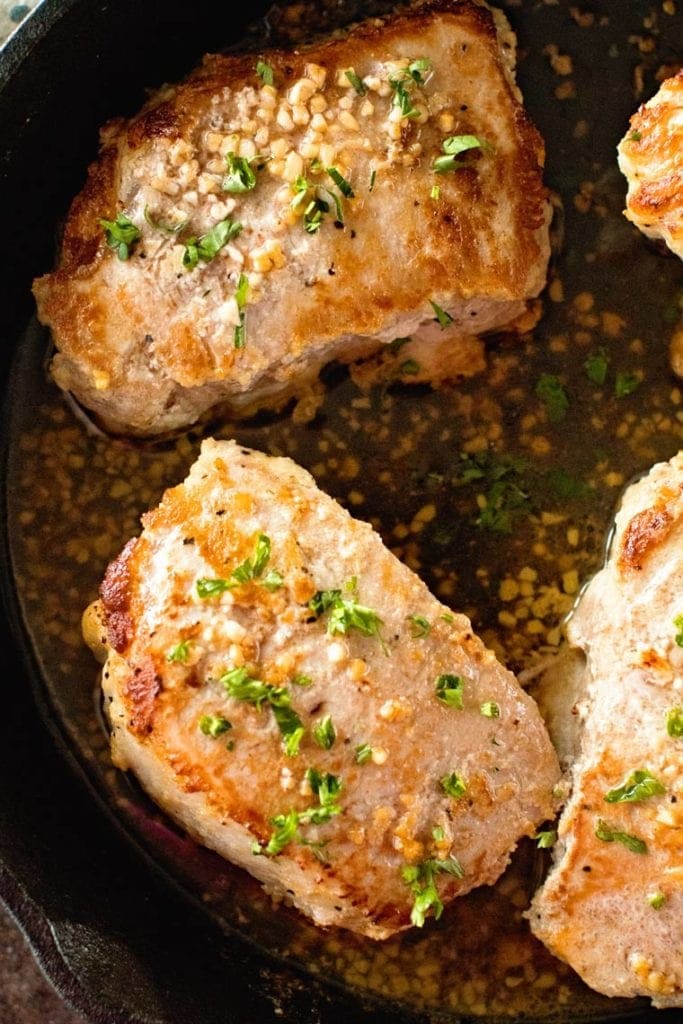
[0,2,680,1022]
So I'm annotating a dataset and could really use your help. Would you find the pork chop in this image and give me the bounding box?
[530,451,683,1007]
[85,438,559,938]
[34,0,550,437]
[617,70,683,259]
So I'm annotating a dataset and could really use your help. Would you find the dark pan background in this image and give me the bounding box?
[0,2,681,1022]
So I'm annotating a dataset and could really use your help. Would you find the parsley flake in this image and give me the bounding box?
[433,134,489,174]
[440,772,467,799]
[407,614,430,638]
[604,769,665,804]
[221,667,304,756]
[256,60,274,86]
[399,359,420,376]
[355,743,373,764]
[167,640,191,663]
[615,371,640,397]
[435,674,465,709]
[144,206,187,236]
[480,701,500,718]
[327,166,354,198]
[674,614,683,648]
[199,714,232,738]
[535,373,569,422]
[223,152,257,194]
[595,819,647,854]
[196,576,236,598]
[233,271,249,350]
[629,130,642,142]
[535,829,557,849]
[345,68,366,95]
[292,673,313,688]
[183,218,242,270]
[648,891,666,909]
[666,706,683,738]
[584,347,610,385]
[308,585,384,645]
[99,213,141,261]
[313,715,336,750]
[430,300,454,329]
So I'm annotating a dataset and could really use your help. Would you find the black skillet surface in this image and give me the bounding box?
[1,1,682,1022]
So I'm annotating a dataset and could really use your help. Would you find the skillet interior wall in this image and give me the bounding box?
[3,2,683,1024]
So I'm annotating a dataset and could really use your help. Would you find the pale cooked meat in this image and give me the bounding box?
[617,71,683,259]
[86,438,559,938]
[530,451,683,1007]
[33,0,550,437]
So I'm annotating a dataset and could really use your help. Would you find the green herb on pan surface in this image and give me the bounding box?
[435,674,465,709]
[673,614,683,648]
[327,167,354,198]
[430,300,454,329]
[308,585,383,643]
[402,855,464,927]
[355,743,373,764]
[167,640,191,663]
[345,68,366,95]
[615,371,640,397]
[604,769,665,804]
[595,819,647,854]
[222,152,257,193]
[440,772,467,799]
[476,477,529,535]
[256,60,274,86]
[433,134,489,174]
[183,218,242,269]
[199,714,232,738]
[99,213,141,260]
[233,272,249,350]
[313,715,336,750]
[584,347,610,385]
[666,706,683,737]
[535,829,557,849]
[535,373,569,423]
[407,614,430,638]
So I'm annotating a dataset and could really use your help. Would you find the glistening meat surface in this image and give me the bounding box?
[86,439,560,938]
[34,0,550,436]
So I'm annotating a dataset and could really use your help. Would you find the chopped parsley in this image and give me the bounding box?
[535,829,557,849]
[167,640,191,663]
[253,771,342,857]
[584,347,610,385]
[435,674,465,709]
[197,533,282,595]
[629,130,642,142]
[355,743,373,764]
[233,272,249,350]
[222,152,257,194]
[440,772,467,799]
[292,673,313,688]
[327,167,354,198]
[369,169,376,192]
[221,667,304,756]
[430,184,440,200]
[407,614,430,638]
[183,217,242,270]
[99,213,141,260]
[304,195,330,233]
[199,714,232,738]
[313,715,336,750]
[535,373,569,423]
[308,584,383,643]
[674,614,683,647]
[480,701,500,718]
[648,891,666,909]
[430,300,454,329]
[477,477,529,535]
[345,68,366,95]
[390,77,420,119]
[595,819,647,854]
[666,706,683,738]
[615,371,640,397]
[604,769,665,804]
[407,57,432,84]
[433,134,489,174]
[256,60,274,86]
[402,855,464,927]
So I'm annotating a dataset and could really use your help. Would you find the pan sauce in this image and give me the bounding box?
[7,0,683,1020]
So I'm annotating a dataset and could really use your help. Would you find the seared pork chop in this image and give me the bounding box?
[617,71,683,259]
[34,0,550,437]
[530,451,683,1007]
[86,439,559,938]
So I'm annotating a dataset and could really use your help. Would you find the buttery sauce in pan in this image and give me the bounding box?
[6,1,683,1020]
